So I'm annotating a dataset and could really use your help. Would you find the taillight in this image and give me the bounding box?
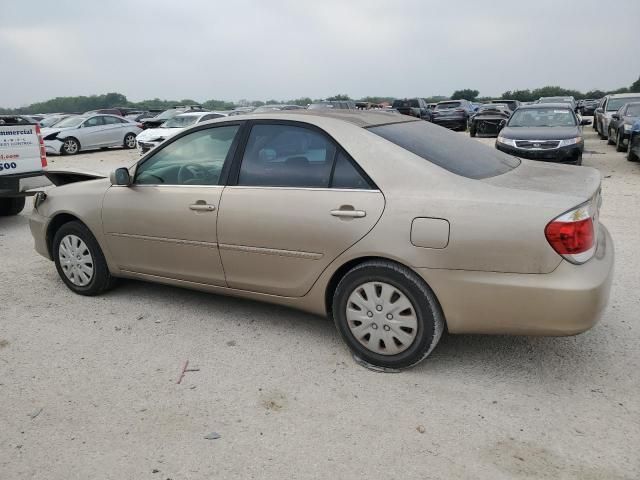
[35,124,48,167]
[545,199,599,264]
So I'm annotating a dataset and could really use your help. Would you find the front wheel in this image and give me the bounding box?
[332,260,444,370]
[53,221,116,295]
[616,132,627,152]
[123,133,137,149]
[0,197,26,216]
[607,128,615,145]
[61,137,80,155]
[629,146,639,162]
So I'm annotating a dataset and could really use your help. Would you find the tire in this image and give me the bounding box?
[469,127,476,137]
[629,147,639,162]
[123,133,137,149]
[607,128,615,145]
[332,260,445,369]
[52,221,116,296]
[574,154,583,166]
[616,131,627,152]
[61,137,80,155]
[0,197,26,216]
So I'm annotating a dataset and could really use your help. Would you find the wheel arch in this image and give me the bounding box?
[324,255,445,326]
[46,213,90,258]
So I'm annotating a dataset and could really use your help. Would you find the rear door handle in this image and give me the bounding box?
[189,203,216,212]
[330,208,366,218]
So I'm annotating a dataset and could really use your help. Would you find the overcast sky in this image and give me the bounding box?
[2,0,639,107]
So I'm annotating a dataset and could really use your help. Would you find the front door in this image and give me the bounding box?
[102,124,241,285]
[218,122,385,297]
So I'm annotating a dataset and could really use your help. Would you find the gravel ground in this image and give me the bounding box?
[1,123,639,479]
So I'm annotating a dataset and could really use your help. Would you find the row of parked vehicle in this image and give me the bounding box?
[591,93,640,161]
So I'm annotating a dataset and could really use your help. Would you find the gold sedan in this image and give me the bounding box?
[30,111,614,369]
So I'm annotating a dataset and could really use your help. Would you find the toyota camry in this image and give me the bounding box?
[30,111,614,369]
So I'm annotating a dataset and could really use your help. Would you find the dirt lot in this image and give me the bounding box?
[1,124,639,479]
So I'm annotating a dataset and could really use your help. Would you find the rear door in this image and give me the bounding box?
[102,115,127,145]
[77,115,108,148]
[217,121,385,297]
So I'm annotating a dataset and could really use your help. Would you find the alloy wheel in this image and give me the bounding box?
[346,281,418,355]
[63,139,78,154]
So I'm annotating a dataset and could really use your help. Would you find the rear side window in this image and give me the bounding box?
[368,121,519,179]
[331,151,372,189]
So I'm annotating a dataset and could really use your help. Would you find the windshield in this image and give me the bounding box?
[368,120,519,179]
[162,115,199,128]
[154,109,183,120]
[392,100,419,108]
[53,116,85,128]
[40,116,65,127]
[435,102,461,110]
[508,108,576,127]
[626,104,640,116]
[608,97,640,111]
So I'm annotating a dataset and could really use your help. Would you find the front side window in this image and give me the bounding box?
[135,125,239,186]
[237,124,337,188]
[607,97,640,111]
[83,116,104,128]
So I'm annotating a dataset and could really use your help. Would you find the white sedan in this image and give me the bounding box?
[136,111,228,154]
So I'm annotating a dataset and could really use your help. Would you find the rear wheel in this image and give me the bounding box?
[123,133,137,149]
[53,221,116,295]
[0,197,26,216]
[628,146,639,162]
[332,260,444,370]
[61,137,80,155]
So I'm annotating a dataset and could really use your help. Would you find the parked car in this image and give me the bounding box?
[594,93,640,140]
[607,102,640,152]
[228,107,256,116]
[390,99,430,119]
[430,99,472,131]
[579,99,599,116]
[496,104,590,165]
[308,101,357,110]
[125,111,160,122]
[136,111,227,154]
[487,99,521,112]
[41,114,142,155]
[468,104,511,137]
[627,120,640,162]
[28,111,613,369]
[0,115,49,215]
[141,105,206,129]
[538,96,577,111]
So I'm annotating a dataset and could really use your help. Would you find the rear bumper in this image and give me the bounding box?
[496,142,583,164]
[416,224,614,335]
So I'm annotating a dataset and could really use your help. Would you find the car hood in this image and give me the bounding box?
[500,126,580,140]
[136,127,183,141]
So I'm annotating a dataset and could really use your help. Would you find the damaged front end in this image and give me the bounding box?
[470,113,510,138]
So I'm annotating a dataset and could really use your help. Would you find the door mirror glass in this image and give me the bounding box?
[111,167,131,186]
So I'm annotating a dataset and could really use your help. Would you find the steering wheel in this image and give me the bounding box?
[177,163,207,184]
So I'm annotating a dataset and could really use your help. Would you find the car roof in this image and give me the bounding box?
[201,110,415,129]
[608,93,640,98]
[516,103,573,110]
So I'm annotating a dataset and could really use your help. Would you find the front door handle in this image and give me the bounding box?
[330,208,366,218]
[189,202,216,212]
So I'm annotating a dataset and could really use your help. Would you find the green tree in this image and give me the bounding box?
[630,75,640,93]
[326,94,351,101]
[585,89,606,99]
[451,89,479,101]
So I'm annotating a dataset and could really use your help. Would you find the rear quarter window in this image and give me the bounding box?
[368,120,520,179]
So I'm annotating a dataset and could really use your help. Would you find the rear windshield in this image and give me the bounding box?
[436,102,461,110]
[368,120,520,179]
[392,100,420,108]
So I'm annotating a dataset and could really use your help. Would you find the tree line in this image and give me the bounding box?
[2,76,638,114]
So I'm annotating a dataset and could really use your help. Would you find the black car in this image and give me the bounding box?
[468,104,511,137]
[391,98,429,119]
[628,120,640,162]
[607,102,640,152]
[580,98,599,116]
[495,104,591,165]
[430,99,472,131]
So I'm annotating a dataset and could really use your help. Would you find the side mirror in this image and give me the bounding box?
[581,119,592,126]
[612,113,620,120]
[110,167,131,186]
[499,119,507,128]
